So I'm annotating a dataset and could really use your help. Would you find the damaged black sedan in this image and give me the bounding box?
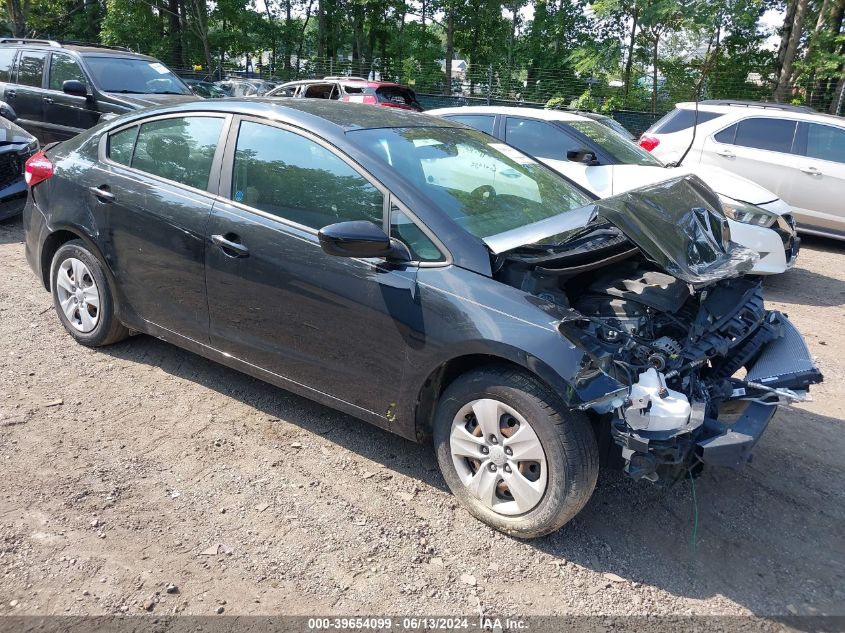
[22,100,822,538]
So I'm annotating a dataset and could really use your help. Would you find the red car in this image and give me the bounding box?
[265,76,423,112]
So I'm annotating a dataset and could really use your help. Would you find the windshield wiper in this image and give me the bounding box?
[150,91,187,95]
[108,90,145,94]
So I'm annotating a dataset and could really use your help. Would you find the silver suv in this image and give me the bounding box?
[641,100,845,240]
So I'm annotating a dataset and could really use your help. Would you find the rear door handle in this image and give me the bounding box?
[800,166,821,175]
[5,90,15,99]
[43,96,53,104]
[211,233,249,257]
[716,149,735,158]
[89,185,115,202]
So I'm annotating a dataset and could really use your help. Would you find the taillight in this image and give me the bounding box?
[344,94,378,105]
[639,135,660,152]
[24,151,53,187]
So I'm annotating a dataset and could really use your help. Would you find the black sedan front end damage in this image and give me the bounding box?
[490,175,823,484]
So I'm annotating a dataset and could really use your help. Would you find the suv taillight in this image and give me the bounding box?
[638,135,660,152]
[344,94,378,105]
[25,151,54,187]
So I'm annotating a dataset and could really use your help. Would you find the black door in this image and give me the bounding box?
[10,50,47,139]
[93,113,228,341]
[42,52,101,142]
[205,118,415,421]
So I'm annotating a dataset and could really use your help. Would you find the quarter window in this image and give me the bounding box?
[0,49,16,83]
[17,51,46,88]
[49,54,87,91]
[713,123,737,144]
[108,126,138,166]
[231,121,384,230]
[505,117,581,161]
[446,114,495,136]
[390,207,443,262]
[732,118,797,154]
[130,116,224,189]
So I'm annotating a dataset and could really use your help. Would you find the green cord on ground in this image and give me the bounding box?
[688,469,699,555]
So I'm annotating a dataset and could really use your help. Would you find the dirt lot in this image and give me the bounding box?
[0,216,843,619]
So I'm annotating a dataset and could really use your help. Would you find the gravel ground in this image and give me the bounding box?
[0,216,843,619]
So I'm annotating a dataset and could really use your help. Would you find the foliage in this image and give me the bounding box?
[1,0,840,114]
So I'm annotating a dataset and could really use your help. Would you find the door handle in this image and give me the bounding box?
[43,96,53,104]
[211,233,249,257]
[800,166,822,176]
[716,149,735,158]
[5,90,15,99]
[89,185,115,202]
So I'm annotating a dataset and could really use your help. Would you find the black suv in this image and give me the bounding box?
[0,39,198,143]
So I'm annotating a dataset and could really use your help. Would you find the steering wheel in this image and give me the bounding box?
[470,184,497,203]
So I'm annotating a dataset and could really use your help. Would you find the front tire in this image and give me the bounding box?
[50,240,129,347]
[433,366,599,538]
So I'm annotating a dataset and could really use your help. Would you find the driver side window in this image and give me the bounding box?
[231,121,384,230]
[48,54,86,91]
[504,117,582,161]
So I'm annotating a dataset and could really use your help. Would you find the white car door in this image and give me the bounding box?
[700,116,802,205]
[788,121,845,235]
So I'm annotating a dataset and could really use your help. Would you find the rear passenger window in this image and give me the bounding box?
[49,54,87,91]
[108,126,138,166]
[0,49,16,82]
[17,51,46,87]
[804,123,845,163]
[131,116,224,189]
[732,118,797,154]
[231,121,383,230]
[447,114,495,136]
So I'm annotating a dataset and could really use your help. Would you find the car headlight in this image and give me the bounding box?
[718,195,777,228]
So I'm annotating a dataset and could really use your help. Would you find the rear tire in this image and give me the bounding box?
[50,240,129,347]
[433,366,599,538]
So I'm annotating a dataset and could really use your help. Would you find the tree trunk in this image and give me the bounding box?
[624,6,639,102]
[774,0,809,101]
[296,0,315,76]
[651,33,659,113]
[5,0,30,37]
[444,2,454,95]
[168,0,182,71]
[775,0,798,79]
[317,0,326,71]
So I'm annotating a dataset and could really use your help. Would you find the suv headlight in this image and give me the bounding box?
[718,195,777,228]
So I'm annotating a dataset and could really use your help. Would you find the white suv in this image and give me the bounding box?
[641,100,845,240]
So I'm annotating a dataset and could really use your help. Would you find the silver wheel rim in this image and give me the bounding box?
[55,257,101,333]
[449,398,548,516]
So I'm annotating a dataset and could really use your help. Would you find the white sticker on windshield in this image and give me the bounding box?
[488,142,536,165]
[150,62,170,75]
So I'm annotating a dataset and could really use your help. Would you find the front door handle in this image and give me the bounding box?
[800,165,822,176]
[89,185,115,202]
[43,96,53,104]
[211,233,249,257]
[5,90,15,99]
[716,149,735,158]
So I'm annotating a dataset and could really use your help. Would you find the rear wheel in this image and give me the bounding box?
[433,366,599,538]
[50,240,129,347]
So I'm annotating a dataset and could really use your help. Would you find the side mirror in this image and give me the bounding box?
[566,148,599,166]
[319,220,410,262]
[62,80,89,98]
[0,101,17,122]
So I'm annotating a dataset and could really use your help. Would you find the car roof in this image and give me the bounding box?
[123,98,456,133]
[427,105,591,123]
[278,78,411,90]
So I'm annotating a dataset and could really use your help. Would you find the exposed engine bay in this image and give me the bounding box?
[496,222,823,483]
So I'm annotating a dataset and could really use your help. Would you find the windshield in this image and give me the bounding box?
[85,56,192,95]
[565,121,664,167]
[348,126,592,239]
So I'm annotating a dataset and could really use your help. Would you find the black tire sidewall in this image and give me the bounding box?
[50,241,119,347]
[433,369,598,538]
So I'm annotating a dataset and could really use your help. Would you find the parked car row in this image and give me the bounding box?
[21,97,823,537]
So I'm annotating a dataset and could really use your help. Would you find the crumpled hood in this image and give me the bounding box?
[484,174,758,285]
[103,92,200,109]
[0,115,34,145]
